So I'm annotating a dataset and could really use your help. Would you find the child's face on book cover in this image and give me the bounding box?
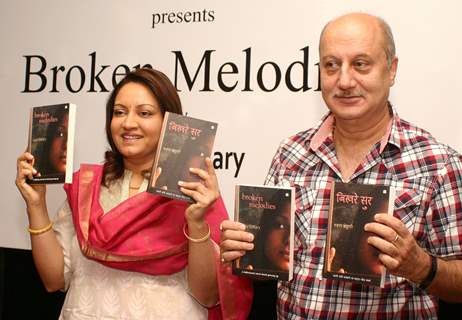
[49,113,68,173]
[264,202,291,271]
[111,82,163,167]
[358,231,383,275]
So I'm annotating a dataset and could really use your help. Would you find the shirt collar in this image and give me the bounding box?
[309,113,334,151]
[309,104,404,153]
[387,105,406,151]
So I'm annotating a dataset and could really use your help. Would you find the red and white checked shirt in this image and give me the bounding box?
[264,107,462,319]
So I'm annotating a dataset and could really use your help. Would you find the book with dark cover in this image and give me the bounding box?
[323,181,395,287]
[233,184,295,281]
[28,103,76,184]
[147,112,218,202]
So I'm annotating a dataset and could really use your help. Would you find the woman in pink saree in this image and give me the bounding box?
[16,68,252,319]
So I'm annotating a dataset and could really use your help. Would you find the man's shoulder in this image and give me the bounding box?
[397,117,461,162]
[278,127,317,153]
[265,127,319,177]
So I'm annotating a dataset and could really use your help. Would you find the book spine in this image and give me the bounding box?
[27,108,33,153]
[380,185,395,288]
[289,187,295,281]
[325,181,336,274]
[65,104,76,184]
[234,185,241,269]
[149,112,170,192]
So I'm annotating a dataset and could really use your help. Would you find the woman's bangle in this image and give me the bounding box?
[183,222,210,243]
[28,222,53,235]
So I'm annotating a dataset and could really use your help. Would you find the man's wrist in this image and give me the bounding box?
[418,252,438,290]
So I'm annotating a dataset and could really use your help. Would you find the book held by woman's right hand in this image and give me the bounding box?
[28,103,76,184]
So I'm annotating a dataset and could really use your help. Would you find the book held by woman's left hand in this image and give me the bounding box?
[27,103,76,184]
[147,112,218,202]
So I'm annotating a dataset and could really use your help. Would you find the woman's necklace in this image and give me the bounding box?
[129,171,146,190]
[129,179,142,190]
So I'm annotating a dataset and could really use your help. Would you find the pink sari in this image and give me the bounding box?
[64,164,252,320]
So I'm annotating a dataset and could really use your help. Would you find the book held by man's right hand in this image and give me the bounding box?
[232,184,295,281]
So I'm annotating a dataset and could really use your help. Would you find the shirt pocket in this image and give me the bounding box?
[393,187,423,229]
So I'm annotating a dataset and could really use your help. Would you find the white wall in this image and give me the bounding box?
[2,0,461,249]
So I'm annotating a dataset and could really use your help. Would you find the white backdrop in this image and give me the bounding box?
[2,0,462,249]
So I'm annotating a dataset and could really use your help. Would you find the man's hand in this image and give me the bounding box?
[219,220,255,263]
[365,213,431,283]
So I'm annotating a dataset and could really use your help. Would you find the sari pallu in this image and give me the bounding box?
[64,164,252,320]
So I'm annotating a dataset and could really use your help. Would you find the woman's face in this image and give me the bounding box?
[264,202,291,271]
[49,113,68,173]
[110,82,164,168]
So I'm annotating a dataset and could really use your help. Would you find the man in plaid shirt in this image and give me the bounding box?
[220,12,462,319]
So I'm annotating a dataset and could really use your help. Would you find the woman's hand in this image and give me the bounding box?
[181,158,221,306]
[179,157,220,223]
[16,151,64,292]
[15,152,46,209]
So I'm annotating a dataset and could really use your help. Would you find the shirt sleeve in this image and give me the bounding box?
[428,151,462,259]
[264,141,285,186]
[52,199,74,291]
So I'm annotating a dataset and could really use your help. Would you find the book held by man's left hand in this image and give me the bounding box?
[28,103,76,184]
[323,181,395,287]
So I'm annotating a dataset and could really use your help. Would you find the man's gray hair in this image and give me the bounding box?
[377,16,396,67]
[319,13,396,67]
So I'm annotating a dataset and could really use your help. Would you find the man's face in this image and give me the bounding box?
[319,15,397,124]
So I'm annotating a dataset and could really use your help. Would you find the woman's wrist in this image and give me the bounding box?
[28,222,53,235]
[185,219,211,241]
[186,216,207,228]
[184,222,210,243]
[26,201,49,222]
[26,195,46,209]
[27,203,45,212]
